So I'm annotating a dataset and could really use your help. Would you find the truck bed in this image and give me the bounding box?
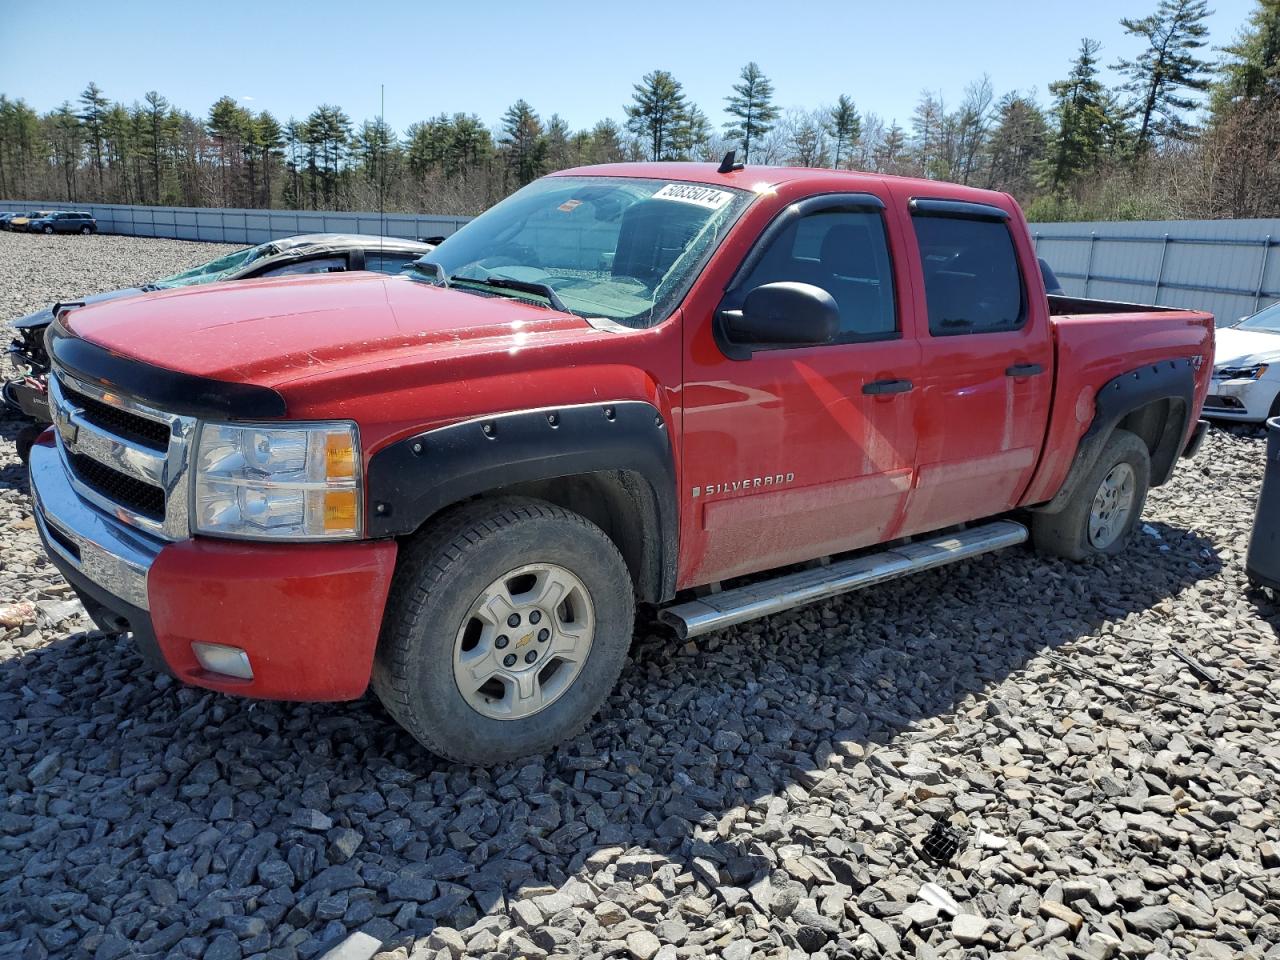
[1019,295,1215,507]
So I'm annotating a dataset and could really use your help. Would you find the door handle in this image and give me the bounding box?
[1005,363,1044,377]
[862,378,914,395]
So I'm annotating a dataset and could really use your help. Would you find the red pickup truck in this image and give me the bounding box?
[30,161,1212,765]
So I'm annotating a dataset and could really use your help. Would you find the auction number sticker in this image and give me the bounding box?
[652,183,733,210]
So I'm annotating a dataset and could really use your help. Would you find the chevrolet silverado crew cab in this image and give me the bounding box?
[29,161,1212,765]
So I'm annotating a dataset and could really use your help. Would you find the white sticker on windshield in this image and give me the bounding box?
[652,183,733,210]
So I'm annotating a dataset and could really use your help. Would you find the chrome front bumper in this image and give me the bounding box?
[29,439,163,611]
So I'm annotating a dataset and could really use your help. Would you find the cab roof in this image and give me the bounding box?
[552,162,1015,208]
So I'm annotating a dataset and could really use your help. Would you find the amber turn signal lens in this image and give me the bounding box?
[325,433,356,480]
[323,489,358,532]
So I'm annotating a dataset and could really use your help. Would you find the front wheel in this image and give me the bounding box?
[372,497,634,765]
[1032,428,1151,561]
[80,226,92,235]
[42,226,53,235]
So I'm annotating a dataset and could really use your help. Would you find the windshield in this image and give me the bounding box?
[1237,300,1280,333]
[415,176,752,327]
[153,242,277,288]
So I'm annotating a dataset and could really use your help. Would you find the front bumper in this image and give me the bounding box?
[30,437,399,701]
[1203,377,1280,422]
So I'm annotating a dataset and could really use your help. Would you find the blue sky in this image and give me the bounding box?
[0,0,1258,135]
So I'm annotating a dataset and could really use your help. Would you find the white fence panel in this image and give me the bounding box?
[0,200,471,246]
[1031,218,1280,324]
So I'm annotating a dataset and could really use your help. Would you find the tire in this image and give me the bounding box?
[372,496,635,765]
[1032,428,1151,561]
[80,226,91,235]
[15,423,43,464]
[42,226,53,235]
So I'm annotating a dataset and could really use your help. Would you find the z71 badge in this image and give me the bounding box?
[692,473,795,498]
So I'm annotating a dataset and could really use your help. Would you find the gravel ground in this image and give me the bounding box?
[1,233,1279,960]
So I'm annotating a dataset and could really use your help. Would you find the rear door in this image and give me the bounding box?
[680,190,922,585]
[892,193,1053,536]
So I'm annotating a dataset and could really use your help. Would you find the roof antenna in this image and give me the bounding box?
[717,150,745,174]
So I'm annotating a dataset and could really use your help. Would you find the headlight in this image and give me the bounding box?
[1214,363,1268,380]
[193,421,361,540]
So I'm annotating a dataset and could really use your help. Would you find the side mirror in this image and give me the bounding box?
[722,282,839,349]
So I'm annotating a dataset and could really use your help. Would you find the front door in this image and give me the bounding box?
[680,192,922,586]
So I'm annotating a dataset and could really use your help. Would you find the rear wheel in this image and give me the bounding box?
[372,497,634,765]
[42,226,53,235]
[1032,428,1151,561]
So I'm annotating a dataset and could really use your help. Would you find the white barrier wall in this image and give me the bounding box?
[0,201,471,246]
[1031,218,1280,324]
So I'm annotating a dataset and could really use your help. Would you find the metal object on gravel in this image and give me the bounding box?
[1246,415,1280,590]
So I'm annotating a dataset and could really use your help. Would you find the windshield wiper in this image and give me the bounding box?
[449,275,569,313]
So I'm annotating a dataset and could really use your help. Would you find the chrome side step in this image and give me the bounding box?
[659,520,1028,639]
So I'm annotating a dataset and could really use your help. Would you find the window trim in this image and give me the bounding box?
[716,192,901,360]
[909,202,1028,338]
[909,197,1010,222]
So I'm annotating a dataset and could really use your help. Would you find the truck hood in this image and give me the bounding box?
[61,273,591,385]
[1212,327,1280,368]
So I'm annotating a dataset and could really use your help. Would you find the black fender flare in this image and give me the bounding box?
[364,400,678,601]
[1036,357,1196,514]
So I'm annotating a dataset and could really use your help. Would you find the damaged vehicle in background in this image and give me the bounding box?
[1204,299,1280,422]
[4,233,435,456]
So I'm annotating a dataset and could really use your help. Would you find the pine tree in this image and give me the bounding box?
[625,70,688,161]
[985,92,1050,195]
[1116,0,1213,149]
[672,104,711,160]
[877,122,907,172]
[101,103,134,201]
[47,102,83,201]
[141,91,169,203]
[500,100,546,187]
[208,95,249,205]
[724,62,779,162]
[825,95,861,169]
[1213,0,1280,109]
[448,114,490,178]
[1047,38,1111,190]
[544,114,573,170]
[256,112,284,207]
[587,119,626,164]
[78,81,110,192]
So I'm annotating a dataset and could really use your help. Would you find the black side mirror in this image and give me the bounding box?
[721,282,839,354]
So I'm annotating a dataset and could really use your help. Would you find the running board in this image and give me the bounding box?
[659,520,1028,639]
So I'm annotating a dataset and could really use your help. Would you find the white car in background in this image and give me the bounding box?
[1206,300,1280,422]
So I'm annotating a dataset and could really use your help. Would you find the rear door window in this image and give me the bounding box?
[911,213,1025,336]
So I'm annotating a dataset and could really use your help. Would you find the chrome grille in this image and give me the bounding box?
[49,365,196,540]
[59,380,171,450]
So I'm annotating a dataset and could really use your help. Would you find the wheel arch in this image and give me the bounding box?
[1035,358,1195,514]
[364,401,678,603]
